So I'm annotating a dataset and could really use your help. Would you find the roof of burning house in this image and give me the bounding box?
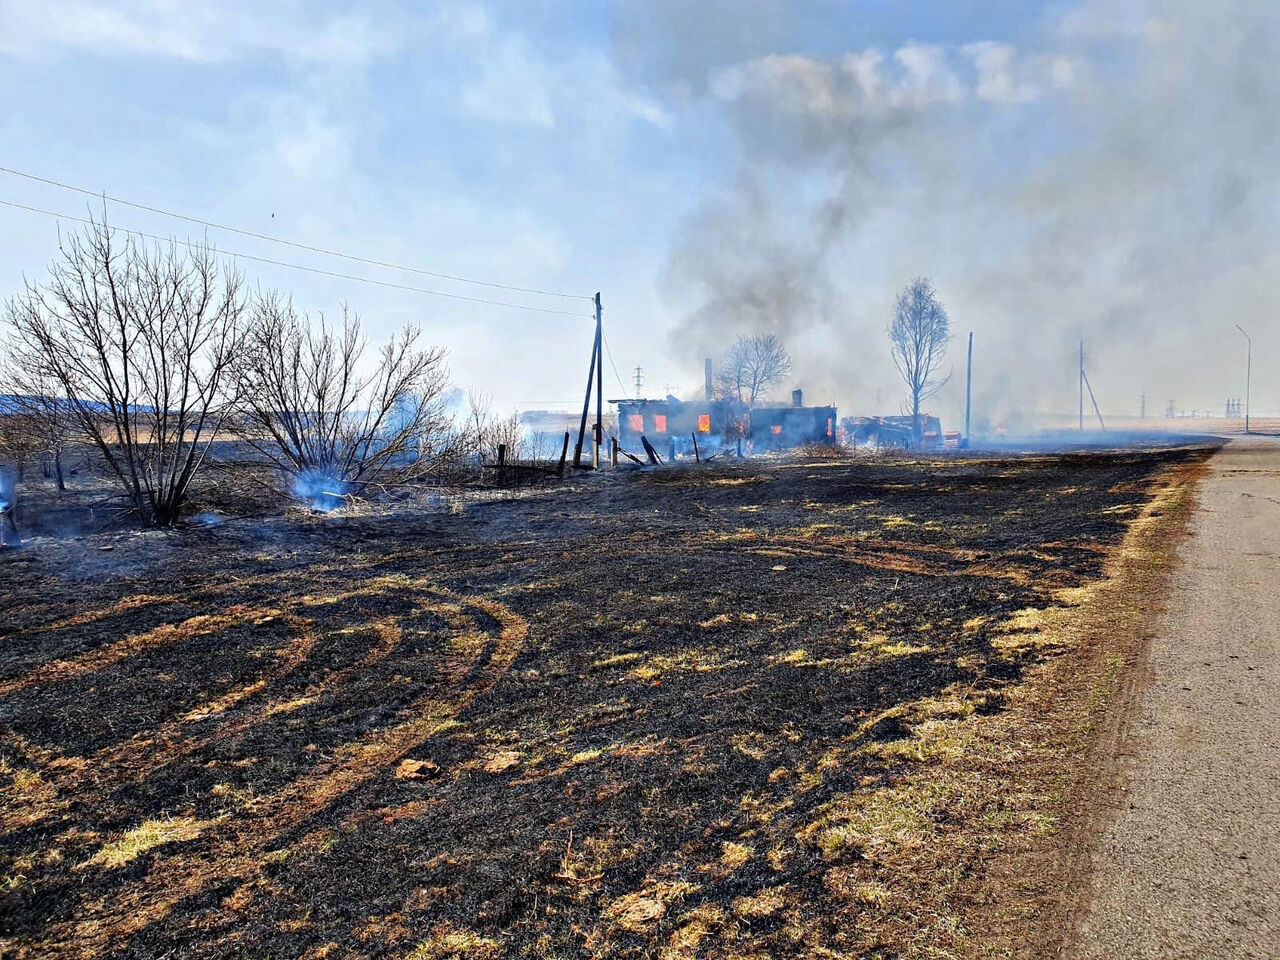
[609,395,693,406]
[610,395,835,410]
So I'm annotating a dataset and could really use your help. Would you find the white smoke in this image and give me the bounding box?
[614,0,1279,428]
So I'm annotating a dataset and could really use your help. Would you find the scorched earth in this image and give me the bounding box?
[0,446,1211,959]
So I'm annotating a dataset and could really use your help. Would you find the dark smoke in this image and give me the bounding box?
[613,0,1280,427]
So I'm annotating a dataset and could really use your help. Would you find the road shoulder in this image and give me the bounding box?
[1065,439,1280,958]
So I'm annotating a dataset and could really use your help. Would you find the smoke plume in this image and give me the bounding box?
[613,0,1280,428]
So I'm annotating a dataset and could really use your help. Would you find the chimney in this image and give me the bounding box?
[705,358,713,401]
[792,388,803,408]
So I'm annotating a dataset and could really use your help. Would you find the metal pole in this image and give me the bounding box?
[964,331,973,444]
[594,293,603,468]
[1235,325,1252,434]
[1079,339,1085,431]
[1082,368,1107,431]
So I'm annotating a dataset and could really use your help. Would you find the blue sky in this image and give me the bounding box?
[0,1,1273,424]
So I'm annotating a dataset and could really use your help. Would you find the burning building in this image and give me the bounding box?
[612,386,836,455]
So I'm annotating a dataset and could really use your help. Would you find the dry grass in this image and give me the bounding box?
[80,817,213,870]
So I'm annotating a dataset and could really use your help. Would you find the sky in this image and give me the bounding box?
[0,0,1274,430]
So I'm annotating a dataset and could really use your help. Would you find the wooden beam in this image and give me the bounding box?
[557,431,570,477]
[640,435,662,465]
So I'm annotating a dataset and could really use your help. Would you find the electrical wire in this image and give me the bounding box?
[602,331,629,396]
[0,164,593,301]
[0,198,594,318]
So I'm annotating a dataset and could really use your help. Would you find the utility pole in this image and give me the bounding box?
[1235,324,1252,434]
[594,293,603,468]
[573,312,599,469]
[1079,339,1085,431]
[634,365,643,398]
[964,331,973,445]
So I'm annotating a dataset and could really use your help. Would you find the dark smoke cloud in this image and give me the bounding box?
[613,0,1280,427]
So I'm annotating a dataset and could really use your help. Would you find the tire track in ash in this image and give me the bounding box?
[81,578,451,789]
[41,583,528,960]
[0,605,280,699]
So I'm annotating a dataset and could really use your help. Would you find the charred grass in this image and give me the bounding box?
[0,446,1215,958]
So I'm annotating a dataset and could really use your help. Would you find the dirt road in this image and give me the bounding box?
[1072,438,1280,958]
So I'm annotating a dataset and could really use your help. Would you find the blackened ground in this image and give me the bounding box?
[0,447,1211,959]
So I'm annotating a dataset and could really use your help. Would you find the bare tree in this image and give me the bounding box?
[889,277,951,446]
[716,333,792,406]
[232,293,453,509]
[3,218,246,524]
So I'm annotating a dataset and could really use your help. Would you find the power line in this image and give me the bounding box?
[0,164,593,302]
[0,198,593,319]
[601,331,629,396]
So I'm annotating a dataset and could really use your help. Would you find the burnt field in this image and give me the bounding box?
[0,446,1212,959]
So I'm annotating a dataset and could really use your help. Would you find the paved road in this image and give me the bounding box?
[1072,438,1280,959]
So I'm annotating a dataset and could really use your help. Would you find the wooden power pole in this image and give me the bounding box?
[573,305,599,468]
[573,293,605,469]
[594,293,603,468]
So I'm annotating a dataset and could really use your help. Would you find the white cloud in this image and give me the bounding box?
[843,50,886,105]
[453,20,673,133]
[459,34,557,128]
[1056,0,1153,41]
[964,42,1040,103]
[711,43,973,120]
[894,43,966,106]
[0,0,411,63]
[711,55,841,117]
[708,36,1084,124]
[620,94,673,129]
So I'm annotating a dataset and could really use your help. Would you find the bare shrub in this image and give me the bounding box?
[3,218,246,525]
[796,441,849,460]
[460,390,526,464]
[1,371,82,489]
[0,407,44,482]
[232,293,453,509]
